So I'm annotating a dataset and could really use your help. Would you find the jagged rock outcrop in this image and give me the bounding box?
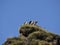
[3,21,60,45]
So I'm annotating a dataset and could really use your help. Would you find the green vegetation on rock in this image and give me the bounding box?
[3,21,60,45]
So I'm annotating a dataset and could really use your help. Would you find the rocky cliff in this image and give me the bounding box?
[3,21,60,45]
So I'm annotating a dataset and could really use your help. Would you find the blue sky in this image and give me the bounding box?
[0,0,60,45]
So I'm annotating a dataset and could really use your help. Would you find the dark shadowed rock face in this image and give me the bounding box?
[3,22,60,45]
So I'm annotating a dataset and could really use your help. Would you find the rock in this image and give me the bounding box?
[3,21,60,45]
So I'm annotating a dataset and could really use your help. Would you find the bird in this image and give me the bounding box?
[29,21,38,25]
[24,21,28,25]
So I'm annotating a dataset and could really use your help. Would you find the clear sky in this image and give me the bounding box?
[0,0,60,45]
